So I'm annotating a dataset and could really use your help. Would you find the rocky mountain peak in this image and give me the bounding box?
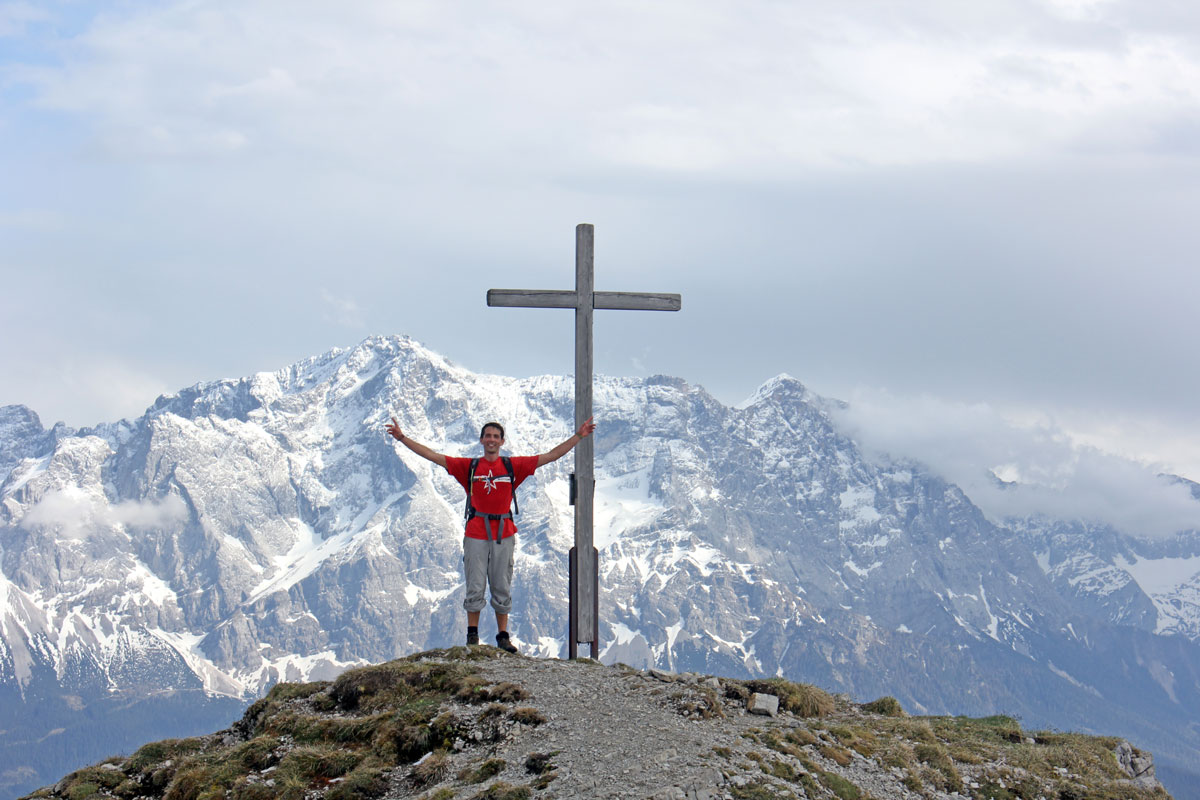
[27,648,1169,800]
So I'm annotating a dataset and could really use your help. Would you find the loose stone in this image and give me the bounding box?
[747,692,779,716]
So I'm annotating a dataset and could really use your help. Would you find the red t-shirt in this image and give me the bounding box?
[445,455,540,540]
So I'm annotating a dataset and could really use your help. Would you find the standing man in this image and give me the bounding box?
[385,416,595,653]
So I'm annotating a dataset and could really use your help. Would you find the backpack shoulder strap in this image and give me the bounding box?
[465,458,481,519]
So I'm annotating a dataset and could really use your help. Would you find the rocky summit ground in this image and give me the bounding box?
[26,647,1168,800]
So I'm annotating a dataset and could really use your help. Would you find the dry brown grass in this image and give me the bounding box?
[744,677,836,717]
[860,695,905,716]
[819,744,854,766]
[410,751,450,786]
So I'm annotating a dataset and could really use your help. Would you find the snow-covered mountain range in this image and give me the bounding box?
[3,335,1199,798]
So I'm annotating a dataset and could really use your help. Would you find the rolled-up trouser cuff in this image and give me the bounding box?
[462,534,516,614]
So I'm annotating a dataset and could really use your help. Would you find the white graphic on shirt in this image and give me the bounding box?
[474,473,512,494]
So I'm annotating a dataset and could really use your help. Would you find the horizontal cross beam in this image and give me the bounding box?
[487,289,681,312]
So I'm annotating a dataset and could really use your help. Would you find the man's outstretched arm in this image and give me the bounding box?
[385,417,448,468]
[537,417,596,467]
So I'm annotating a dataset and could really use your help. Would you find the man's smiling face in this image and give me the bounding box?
[480,427,505,457]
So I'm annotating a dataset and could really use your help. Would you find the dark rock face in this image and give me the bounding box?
[2,335,1199,799]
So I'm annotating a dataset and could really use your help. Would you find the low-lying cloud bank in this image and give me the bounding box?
[22,490,188,537]
[830,389,1200,538]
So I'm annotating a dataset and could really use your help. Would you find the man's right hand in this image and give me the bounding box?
[385,418,447,467]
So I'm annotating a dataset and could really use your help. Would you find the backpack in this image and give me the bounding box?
[465,456,519,543]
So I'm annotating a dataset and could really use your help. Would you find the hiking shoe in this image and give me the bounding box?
[466,629,479,646]
[495,631,519,654]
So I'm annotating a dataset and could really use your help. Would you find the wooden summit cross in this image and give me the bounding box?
[487,223,681,659]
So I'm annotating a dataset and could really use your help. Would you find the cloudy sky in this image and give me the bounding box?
[2,0,1199,534]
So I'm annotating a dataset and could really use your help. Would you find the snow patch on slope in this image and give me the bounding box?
[594,468,665,549]
[1116,554,1200,595]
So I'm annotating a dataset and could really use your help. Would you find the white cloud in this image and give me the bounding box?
[23,489,188,537]
[3,0,1198,478]
[831,388,1200,538]
[319,288,366,330]
[1045,0,1115,20]
[110,493,189,528]
[0,1,47,38]
[12,1,1200,171]
[2,354,170,428]
[59,358,170,425]
[1052,412,1200,490]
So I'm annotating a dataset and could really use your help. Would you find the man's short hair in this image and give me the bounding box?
[480,422,505,439]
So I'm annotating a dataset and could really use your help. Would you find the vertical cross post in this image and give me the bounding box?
[573,224,597,657]
[487,223,681,658]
